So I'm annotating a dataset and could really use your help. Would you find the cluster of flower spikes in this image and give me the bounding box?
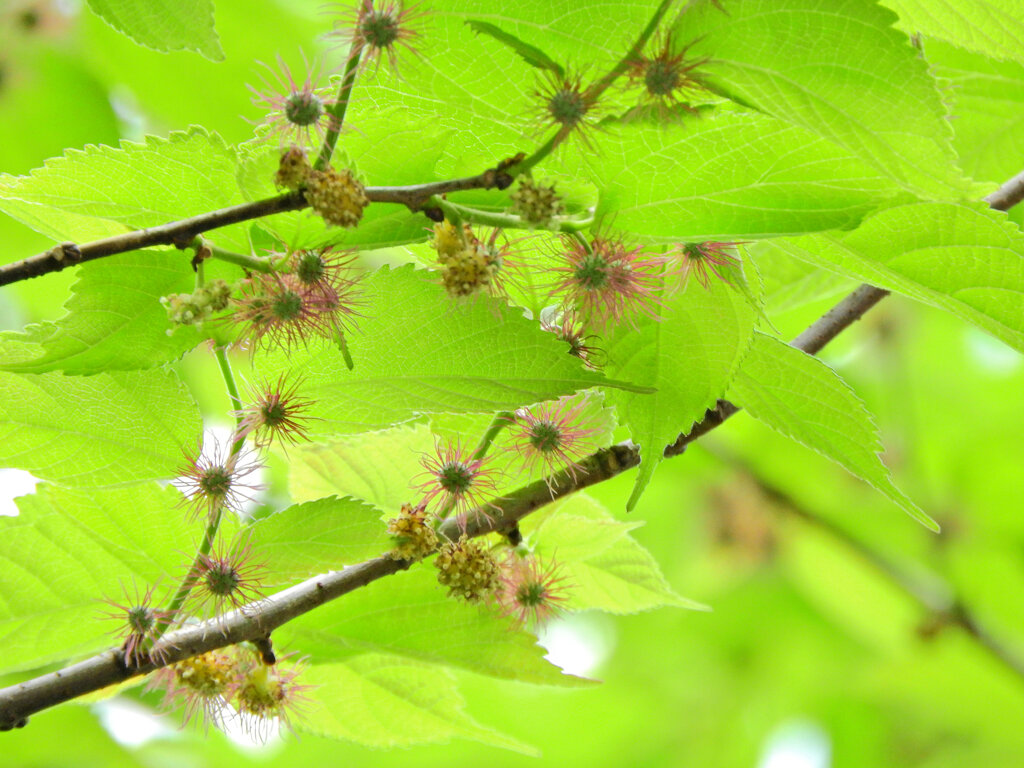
[232,246,362,351]
[273,145,369,229]
[151,645,308,737]
[386,501,440,561]
[430,220,507,299]
[434,536,502,602]
[162,279,233,328]
[510,176,565,228]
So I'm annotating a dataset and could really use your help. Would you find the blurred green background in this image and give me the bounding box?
[3,1,1024,766]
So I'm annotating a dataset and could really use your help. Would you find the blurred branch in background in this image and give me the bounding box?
[713,447,1024,685]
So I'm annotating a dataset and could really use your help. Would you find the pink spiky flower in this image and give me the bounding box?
[186,532,267,625]
[550,235,665,333]
[231,268,359,351]
[626,31,708,120]
[100,581,175,667]
[674,241,746,289]
[497,555,571,628]
[533,69,602,150]
[329,0,427,76]
[415,439,501,522]
[175,438,264,523]
[249,53,336,147]
[509,395,600,490]
[236,374,319,449]
[540,309,604,369]
[229,651,313,741]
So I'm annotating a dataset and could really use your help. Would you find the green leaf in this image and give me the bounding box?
[288,423,437,512]
[606,274,756,510]
[765,201,1024,353]
[728,331,936,531]
[279,564,590,687]
[255,265,649,434]
[0,368,200,487]
[251,496,391,586]
[0,250,199,374]
[927,41,1024,190]
[574,109,904,242]
[0,483,193,674]
[0,127,247,252]
[881,0,1024,67]
[302,654,534,752]
[465,20,565,76]
[85,0,223,60]
[526,493,707,613]
[675,0,969,199]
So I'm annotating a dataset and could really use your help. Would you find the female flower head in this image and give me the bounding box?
[550,234,665,333]
[415,438,501,523]
[175,438,263,523]
[509,395,600,491]
[497,555,571,627]
[101,581,174,667]
[249,53,335,147]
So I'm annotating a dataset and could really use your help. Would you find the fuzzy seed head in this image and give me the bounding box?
[386,502,440,561]
[304,167,369,229]
[232,266,360,351]
[296,251,327,284]
[645,58,681,96]
[237,374,317,448]
[360,8,400,47]
[528,420,562,453]
[548,87,587,127]
[249,55,335,147]
[627,32,708,119]
[674,240,746,289]
[435,537,501,602]
[550,236,665,332]
[188,533,266,622]
[175,440,263,523]
[416,439,500,521]
[334,0,427,76]
[101,582,174,667]
[510,395,600,488]
[275,145,313,190]
[497,555,571,627]
[284,90,324,127]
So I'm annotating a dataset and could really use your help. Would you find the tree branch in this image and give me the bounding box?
[0,168,517,288]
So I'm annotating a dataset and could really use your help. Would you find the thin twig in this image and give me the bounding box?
[0,169,516,288]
